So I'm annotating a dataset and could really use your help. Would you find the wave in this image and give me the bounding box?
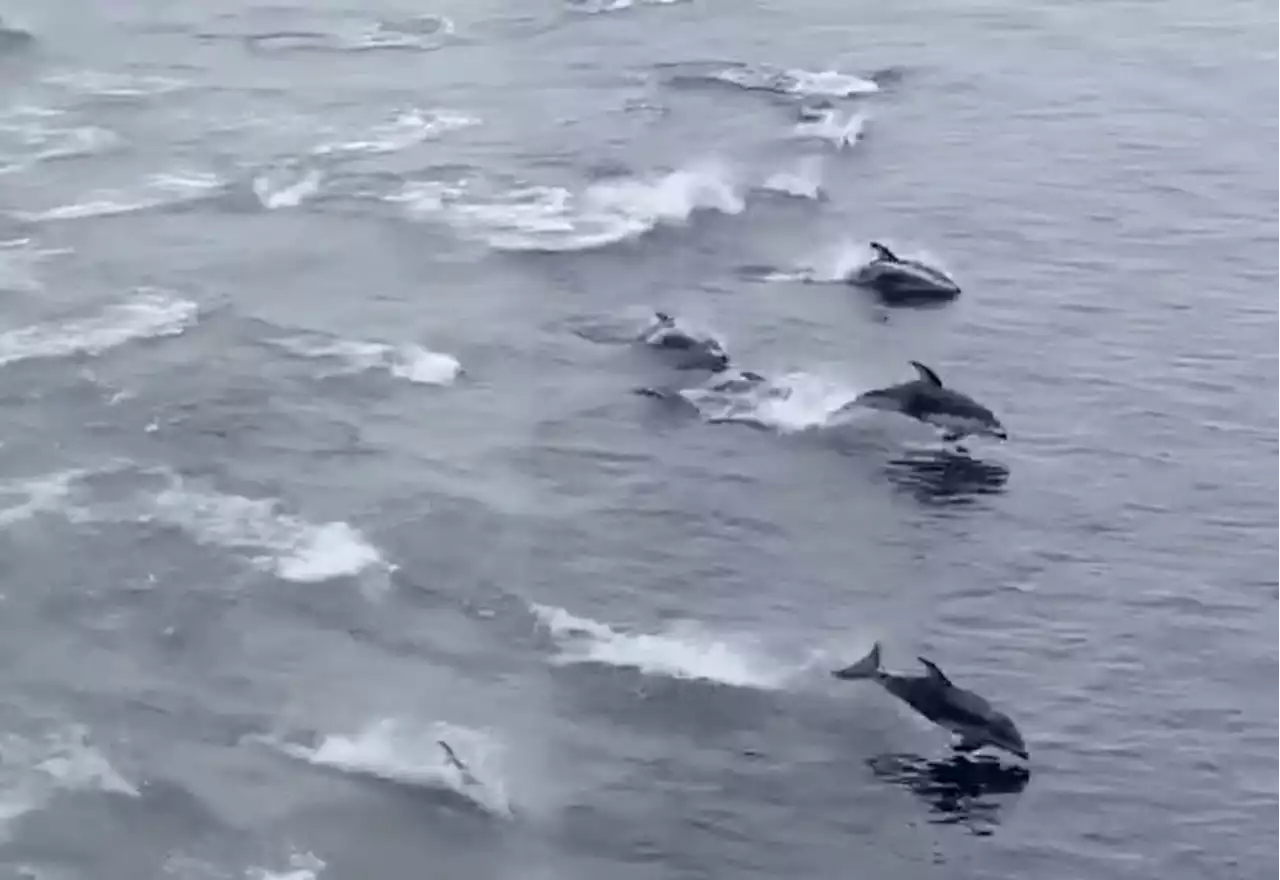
[263,719,515,818]
[269,333,462,385]
[664,61,881,99]
[0,465,392,587]
[531,603,814,689]
[0,113,121,176]
[393,161,745,252]
[310,108,478,159]
[14,170,224,222]
[0,290,198,368]
[0,725,138,840]
[244,16,454,54]
[41,69,189,100]
[0,237,73,294]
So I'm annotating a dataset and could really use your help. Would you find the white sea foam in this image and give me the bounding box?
[397,161,745,252]
[246,852,327,880]
[674,370,867,434]
[311,107,477,158]
[17,170,224,222]
[793,110,868,149]
[271,334,461,385]
[760,155,827,199]
[531,603,808,689]
[0,725,138,840]
[252,165,323,210]
[145,479,389,584]
[0,289,198,368]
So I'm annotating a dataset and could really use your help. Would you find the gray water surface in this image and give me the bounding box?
[0,2,1275,879]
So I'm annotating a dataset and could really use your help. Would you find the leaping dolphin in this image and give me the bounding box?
[849,361,1007,444]
[832,643,1029,760]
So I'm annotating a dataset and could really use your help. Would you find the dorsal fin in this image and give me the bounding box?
[909,361,943,387]
[917,657,952,685]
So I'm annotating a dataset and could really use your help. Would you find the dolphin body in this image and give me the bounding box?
[832,643,1029,760]
[850,361,1007,444]
[638,311,731,373]
[849,242,961,306]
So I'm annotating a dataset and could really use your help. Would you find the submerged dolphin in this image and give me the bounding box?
[849,242,961,305]
[832,643,1029,760]
[850,361,1006,443]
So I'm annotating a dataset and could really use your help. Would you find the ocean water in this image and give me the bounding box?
[0,1,1275,878]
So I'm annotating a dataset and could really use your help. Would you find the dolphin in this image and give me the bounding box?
[849,361,1006,443]
[832,643,1029,760]
[850,242,961,305]
[638,311,730,373]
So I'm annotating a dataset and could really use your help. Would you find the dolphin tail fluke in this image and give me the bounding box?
[832,642,882,680]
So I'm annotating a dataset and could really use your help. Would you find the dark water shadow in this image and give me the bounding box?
[881,447,1010,505]
[868,752,1030,837]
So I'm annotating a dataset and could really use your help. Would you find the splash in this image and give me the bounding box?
[145,478,390,584]
[267,719,514,818]
[0,289,199,367]
[252,166,323,210]
[760,156,827,200]
[397,161,745,252]
[270,334,461,385]
[676,370,866,434]
[793,110,868,150]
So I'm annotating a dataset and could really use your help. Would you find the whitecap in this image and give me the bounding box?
[531,603,800,689]
[0,289,198,368]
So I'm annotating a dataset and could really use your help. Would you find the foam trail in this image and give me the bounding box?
[531,603,808,689]
[0,290,198,367]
